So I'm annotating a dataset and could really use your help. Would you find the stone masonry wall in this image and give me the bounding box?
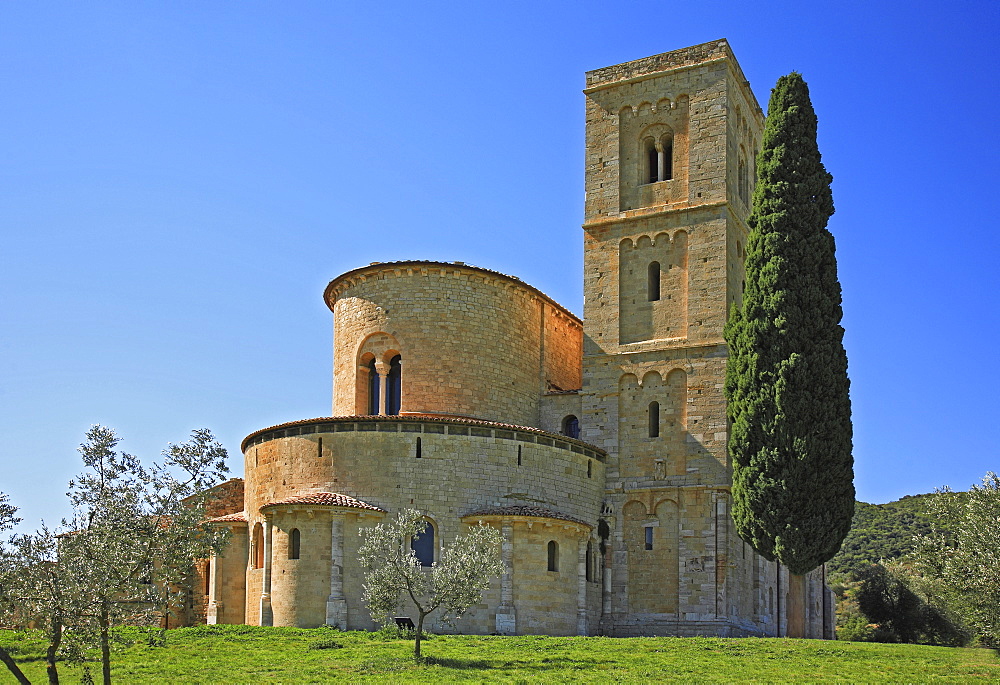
[582,41,793,636]
[326,262,582,428]
[239,417,605,632]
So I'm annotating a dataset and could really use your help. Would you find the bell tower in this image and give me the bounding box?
[580,40,782,636]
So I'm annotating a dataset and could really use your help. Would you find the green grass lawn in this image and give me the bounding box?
[2,625,997,683]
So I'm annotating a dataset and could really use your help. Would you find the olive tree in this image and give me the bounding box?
[1,426,231,685]
[911,472,1000,646]
[0,492,31,684]
[358,509,503,659]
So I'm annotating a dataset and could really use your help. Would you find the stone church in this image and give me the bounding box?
[200,40,834,639]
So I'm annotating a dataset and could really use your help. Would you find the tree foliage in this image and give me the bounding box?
[827,495,943,578]
[850,563,966,646]
[0,493,32,684]
[910,472,1000,646]
[0,426,230,684]
[358,509,503,659]
[724,72,854,575]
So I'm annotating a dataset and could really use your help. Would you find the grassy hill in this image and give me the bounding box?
[827,493,947,577]
[2,625,998,683]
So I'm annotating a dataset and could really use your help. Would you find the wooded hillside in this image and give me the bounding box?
[827,494,947,577]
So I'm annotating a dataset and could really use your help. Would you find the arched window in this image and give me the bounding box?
[252,523,264,569]
[367,358,380,415]
[642,131,674,184]
[585,540,594,582]
[288,528,300,560]
[547,540,559,572]
[647,261,660,301]
[645,137,658,184]
[660,135,674,181]
[648,401,660,438]
[561,415,580,439]
[411,521,435,567]
[386,354,401,415]
[738,156,747,205]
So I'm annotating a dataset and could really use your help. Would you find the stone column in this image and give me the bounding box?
[576,535,588,635]
[207,553,222,624]
[602,541,612,618]
[325,512,348,628]
[494,521,516,635]
[656,140,666,182]
[374,360,388,415]
[259,517,273,626]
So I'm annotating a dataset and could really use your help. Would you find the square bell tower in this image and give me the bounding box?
[579,40,820,637]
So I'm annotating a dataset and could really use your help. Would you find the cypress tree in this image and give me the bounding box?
[725,72,854,576]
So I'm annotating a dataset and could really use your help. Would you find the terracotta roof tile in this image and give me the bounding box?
[259,492,385,512]
[241,414,606,455]
[207,511,248,523]
[463,505,590,527]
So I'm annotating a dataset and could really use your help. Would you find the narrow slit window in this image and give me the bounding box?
[289,528,300,560]
[252,523,264,569]
[367,358,380,415]
[585,541,594,582]
[648,401,660,438]
[646,139,658,184]
[204,560,211,595]
[547,540,559,572]
[415,437,422,458]
[662,140,673,180]
[517,445,522,466]
[647,262,660,301]
[644,526,654,550]
[386,355,401,415]
[587,460,592,478]
[317,437,323,459]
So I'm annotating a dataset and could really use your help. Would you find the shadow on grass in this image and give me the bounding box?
[420,655,492,669]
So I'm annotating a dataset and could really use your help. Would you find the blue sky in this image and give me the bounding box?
[2,1,998,532]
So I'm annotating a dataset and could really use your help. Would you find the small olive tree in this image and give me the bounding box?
[358,509,503,659]
[0,426,231,685]
[911,472,1000,646]
[0,492,31,685]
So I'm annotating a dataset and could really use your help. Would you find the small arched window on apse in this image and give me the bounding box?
[647,261,661,301]
[585,540,594,582]
[367,358,380,415]
[288,528,301,560]
[547,540,559,572]
[562,415,580,439]
[386,354,402,415]
[411,520,435,567]
[648,401,660,438]
[203,560,211,595]
[252,523,264,569]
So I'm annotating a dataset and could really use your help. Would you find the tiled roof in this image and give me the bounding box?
[259,492,385,512]
[463,505,590,527]
[240,414,605,455]
[207,511,248,523]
